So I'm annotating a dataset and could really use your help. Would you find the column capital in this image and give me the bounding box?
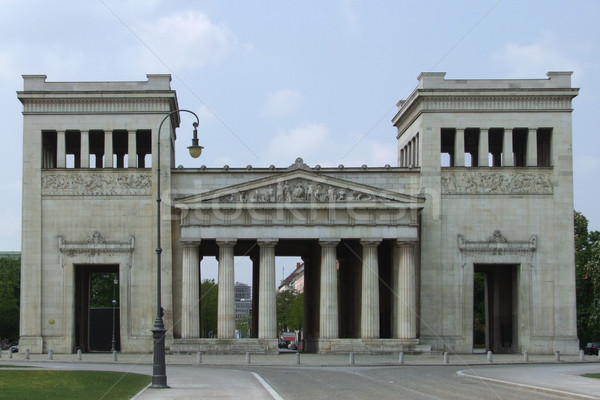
[395,240,417,248]
[319,239,340,247]
[181,240,201,248]
[360,239,382,247]
[257,239,278,247]
[216,239,237,247]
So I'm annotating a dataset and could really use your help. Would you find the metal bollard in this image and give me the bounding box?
[49,349,53,360]
[25,349,30,360]
[113,350,118,362]
[443,352,449,364]
[197,352,203,364]
[487,351,493,363]
[523,350,529,362]
[555,350,560,362]
[296,352,301,365]
[77,349,82,361]
[246,352,251,365]
[580,349,585,361]
[349,352,355,365]
[399,352,405,364]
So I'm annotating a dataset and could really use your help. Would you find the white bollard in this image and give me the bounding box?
[296,352,301,365]
[443,352,449,364]
[49,349,53,360]
[25,349,30,360]
[197,352,203,364]
[349,352,355,365]
[580,349,585,361]
[399,352,405,364]
[8,349,13,359]
[523,350,529,362]
[487,351,493,363]
[77,349,82,360]
[555,350,560,362]
[246,352,251,365]
[113,350,118,362]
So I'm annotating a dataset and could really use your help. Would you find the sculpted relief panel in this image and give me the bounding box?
[441,169,553,195]
[42,170,151,196]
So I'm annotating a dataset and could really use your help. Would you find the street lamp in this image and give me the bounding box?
[151,109,202,388]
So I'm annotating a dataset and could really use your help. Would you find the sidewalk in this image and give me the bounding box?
[2,351,600,399]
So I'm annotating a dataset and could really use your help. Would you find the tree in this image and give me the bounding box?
[89,272,119,308]
[575,211,600,345]
[200,279,218,337]
[276,289,303,332]
[0,256,20,342]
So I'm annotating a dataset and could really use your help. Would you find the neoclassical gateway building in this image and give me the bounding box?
[18,72,579,355]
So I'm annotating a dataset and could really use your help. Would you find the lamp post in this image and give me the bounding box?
[151,109,203,388]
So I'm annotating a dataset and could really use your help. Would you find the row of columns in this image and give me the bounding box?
[453,128,538,167]
[55,129,146,169]
[399,134,419,168]
[180,239,418,341]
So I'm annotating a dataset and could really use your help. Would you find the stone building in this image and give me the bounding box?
[18,72,579,355]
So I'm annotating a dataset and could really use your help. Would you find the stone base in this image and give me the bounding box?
[170,338,279,354]
[305,338,431,354]
[18,336,44,354]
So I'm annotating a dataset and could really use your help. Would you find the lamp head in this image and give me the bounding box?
[188,123,203,158]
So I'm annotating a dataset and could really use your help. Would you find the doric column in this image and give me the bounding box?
[360,240,381,338]
[502,129,514,167]
[57,130,66,168]
[258,240,277,339]
[181,242,201,338]
[319,240,339,339]
[128,130,137,168]
[217,240,236,338]
[396,242,417,339]
[526,128,538,167]
[454,128,465,167]
[104,129,113,168]
[478,129,489,167]
[80,130,89,168]
[415,135,419,167]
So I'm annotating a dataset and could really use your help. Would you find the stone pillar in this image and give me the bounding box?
[526,128,538,167]
[454,128,465,167]
[502,129,514,167]
[104,129,113,168]
[258,240,277,339]
[250,253,259,338]
[396,242,417,339]
[361,240,381,338]
[478,129,489,167]
[57,130,66,168]
[217,240,235,339]
[128,130,137,168]
[80,130,89,168]
[319,240,339,339]
[415,135,419,167]
[181,242,201,338]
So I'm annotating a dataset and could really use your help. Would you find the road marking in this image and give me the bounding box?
[252,372,285,400]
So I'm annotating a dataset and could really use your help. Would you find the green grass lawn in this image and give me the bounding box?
[584,373,600,380]
[0,370,150,400]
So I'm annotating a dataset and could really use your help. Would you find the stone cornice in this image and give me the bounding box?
[458,230,537,255]
[42,170,152,196]
[58,231,134,256]
[19,96,175,114]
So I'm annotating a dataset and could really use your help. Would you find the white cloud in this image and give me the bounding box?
[337,0,360,34]
[267,123,331,165]
[136,10,236,71]
[492,32,580,78]
[261,89,303,119]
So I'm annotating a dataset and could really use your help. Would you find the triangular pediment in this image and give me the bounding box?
[175,169,424,209]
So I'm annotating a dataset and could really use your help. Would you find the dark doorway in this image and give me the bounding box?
[75,265,120,352]
[473,264,518,353]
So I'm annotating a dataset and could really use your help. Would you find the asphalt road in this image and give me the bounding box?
[237,365,580,400]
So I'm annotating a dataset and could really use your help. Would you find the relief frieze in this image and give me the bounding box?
[441,169,553,195]
[42,170,151,196]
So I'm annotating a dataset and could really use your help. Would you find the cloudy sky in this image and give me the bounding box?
[1,1,599,282]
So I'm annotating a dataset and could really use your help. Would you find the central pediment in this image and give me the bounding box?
[175,169,423,210]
